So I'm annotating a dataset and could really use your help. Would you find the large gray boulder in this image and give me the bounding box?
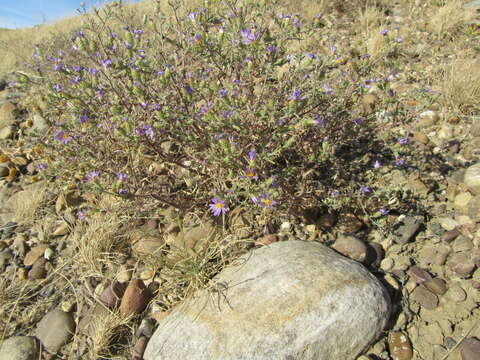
[0,336,39,360]
[144,240,391,360]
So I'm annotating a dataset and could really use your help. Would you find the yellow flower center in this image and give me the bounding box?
[247,171,254,177]
[263,199,271,207]
[216,203,223,209]
[62,133,70,139]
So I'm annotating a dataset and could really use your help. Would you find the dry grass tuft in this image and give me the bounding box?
[87,309,133,359]
[5,182,48,225]
[439,58,480,115]
[71,201,127,278]
[427,0,474,36]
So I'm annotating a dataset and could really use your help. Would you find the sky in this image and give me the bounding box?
[0,0,140,29]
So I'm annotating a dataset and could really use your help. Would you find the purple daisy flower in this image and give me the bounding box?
[54,130,72,144]
[248,149,257,161]
[79,115,89,123]
[117,173,128,181]
[209,197,228,216]
[53,84,62,92]
[399,137,409,145]
[374,160,382,168]
[290,89,305,101]
[85,170,100,182]
[360,186,371,194]
[314,115,325,127]
[78,210,87,221]
[323,84,333,95]
[119,188,128,195]
[381,29,389,36]
[218,89,228,97]
[253,193,277,208]
[380,208,389,216]
[240,28,261,44]
[242,168,258,180]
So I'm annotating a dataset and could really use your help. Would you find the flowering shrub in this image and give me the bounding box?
[18,0,412,224]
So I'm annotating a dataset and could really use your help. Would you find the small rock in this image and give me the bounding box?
[455,192,473,214]
[44,247,54,261]
[35,309,75,353]
[393,216,422,243]
[453,236,473,253]
[229,207,252,239]
[30,114,49,134]
[366,242,385,268]
[424,278,447,295]
[380,258,395,271]
[0,126,13,140]
[77,303,109,337]
[446,284,467,302]
[416,110,439,128]
[439,217,459,231]
[407,265,433,284]
[410,286,438,309]
[452,260,476,278]
[255,234,278,247]
[460,337,480,360]
[52,222,70,237]
[441,228,461,243]
[60,300,75,313]
[413,132,430,145]
[140,269,156,281]
[388,331,413,360]
[100,281,127,309]
[332,234,367,262]
[119,279,152,317]
[116,265,133,283]
[137,318,155,338]
[28,258,47,280]
[464,163,480,195]
[132,235,165,256]
[24,243,49,266]
[438,125,453,140]
[0,336,39,360]
[132,336,149,359]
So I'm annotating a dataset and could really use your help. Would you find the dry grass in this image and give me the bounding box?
[3,181,48,225]
[439,58,480,115]
[427,0,474,36]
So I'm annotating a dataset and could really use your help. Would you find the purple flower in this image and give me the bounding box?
[184,85,194,95]
[374,160,382,168]
[109,32,117,39]
[153,103,162,111]
[314,115,325,127]
[71,44,79,52]
[124,41,133,49]
[331,190,339,197]
[119,188,129,195]
[242,168,258,180]
[71,76,81,85]
[79,115,89,123]
[134,29,143,36]
[381,29,389,36]
[53,63,63,71]
[140,102,149,110]
[293,18,302,28]
[396,36,403,43]
[266,45,277,53]
[380,208,389,216]
[77,30,85,38]
[399,137,409,145]
[307,53,318,59]
[209,197,228,216]
[248,149,257,161]
[188,12,197,20]
[54,131,72,144]
[360,186,371,194]
[354,118,363,125]
[88,67,99,75]
[290,89,305,101]
[218,89,228,97]
[135,124,155,140]
[85,170,100,182]
[102,59,112,69]
[395,156,405,166]
[323,85,333,95]
[72,65,83,72]
[252,193,277,208]
[53,84,62,92]
[38,163,48,170]
[117,173,128,181]
[240,28,261,44]
[329,45,337,53]
[78,210,87,220]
